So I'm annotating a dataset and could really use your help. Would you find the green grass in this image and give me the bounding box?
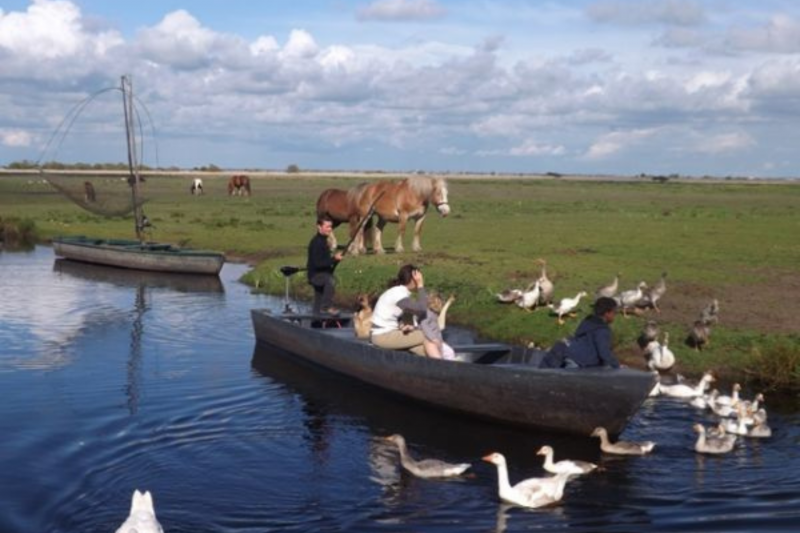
[2,172,799,390]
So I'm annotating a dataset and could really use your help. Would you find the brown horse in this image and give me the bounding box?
[352,175,450,253]
[228,174,251,196]
[315,184,371,253]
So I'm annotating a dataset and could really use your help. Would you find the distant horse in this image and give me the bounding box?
[352,175,450,253]
[228,174,251,196]
[83,181,96,203]
[315,185,370,253]
[190,178,204,195]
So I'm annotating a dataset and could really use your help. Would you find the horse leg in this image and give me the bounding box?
[373,218,387,254]
[412,214,426,252]
[346,218,361,256]
[395,214,408,254]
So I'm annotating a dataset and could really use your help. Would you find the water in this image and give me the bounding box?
[1,247,800,532]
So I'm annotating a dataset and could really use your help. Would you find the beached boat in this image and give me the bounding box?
[45,75,225,275]
[53,236,224,275]
[250,309,657,436]
[53,257,224,291]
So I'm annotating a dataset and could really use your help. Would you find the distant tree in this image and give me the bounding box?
[286,164,300,173]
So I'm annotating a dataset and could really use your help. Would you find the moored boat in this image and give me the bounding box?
[250,309,657,436]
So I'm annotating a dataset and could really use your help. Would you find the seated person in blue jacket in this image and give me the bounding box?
[544,296,621,368]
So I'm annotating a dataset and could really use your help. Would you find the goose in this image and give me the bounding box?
[637,320,660,350]
[595,272,620,299]
[115,490,163,533]
[639,272,667,313]
[535,258,555,305]
[496,288,523,304]
[722,413,750,436]
[693,423,736,454]
[590,427,655,455]
[646,332,676,372]
[707,421,728,439]
[714,383,742,408]
[536,445,597,476]
[686,320,710,351]
[747,421,772,438]
[384,434,471,478]
[548,291,588,325]
[656,371,714,398]
[690,389,719,410]
[739,393,765,415]
[616,281,647,316]
[483,452,571,509]
[515,280,541,311]
[700,298,720,325]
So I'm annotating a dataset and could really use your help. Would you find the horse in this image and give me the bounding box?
[228,174,251,196]
[83,181,96,203]
[352,175,450,253]
[315,185,371,253]
[190,178,204,195]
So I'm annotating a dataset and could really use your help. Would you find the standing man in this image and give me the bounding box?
[307,215,343,315]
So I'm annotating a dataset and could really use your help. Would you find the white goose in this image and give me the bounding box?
[537,445,597,476]
[384,434,471,478]
[690,389,719,410]
[616,281,647,316]
[483,452,571,509]
[646,332,676,372]
[714,383,742,408]
[595,273,620,299]
[748,421,773,438]
[535,258,555,305]
[496,288,523,304]
[591,427,655,455]
[515,280,541,311]
[115,490,163,533]
[693,423,736,454]
[549,291,588,325]
[656,371,714,399]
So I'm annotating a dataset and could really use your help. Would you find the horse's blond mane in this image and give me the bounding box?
[406,175,445,197]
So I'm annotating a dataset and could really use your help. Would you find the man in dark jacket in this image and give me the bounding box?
[562,296,621,368]
[307,215,343,315]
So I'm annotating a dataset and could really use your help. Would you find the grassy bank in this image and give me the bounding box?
[2,172,799,391]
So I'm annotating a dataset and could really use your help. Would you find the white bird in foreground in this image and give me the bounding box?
[515,280,542,311]
[548,291,588,325]
[655,371,715,399]
[591,427,656,456]
[693,423,736,454]
[115,490,164,533]
[384,434,471,478]
[483,452,571,509]
[616,281,648,316]
[537,445,597,476]
[646,331,676,372]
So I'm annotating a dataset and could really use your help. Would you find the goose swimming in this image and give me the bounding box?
[483,452,571,509]
[693,423,736,454]
[591,427,655,456]
[384,434,471,478]
[656,371,714,398]
[115,490,163,533]
[537,445,597,476]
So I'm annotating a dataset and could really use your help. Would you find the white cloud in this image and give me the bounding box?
[587,0,706,27]
[0,129,33,147]
[281,29,319,59]
[726,15,800,54]
[585,129,658,159]
[693,131,755,154]
[357,0,446,22]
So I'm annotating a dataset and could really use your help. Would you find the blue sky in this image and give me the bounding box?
[2,0,800,177]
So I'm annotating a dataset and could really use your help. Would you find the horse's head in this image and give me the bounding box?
[432,177,450,217]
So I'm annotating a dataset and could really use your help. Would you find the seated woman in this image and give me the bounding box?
[370,264,440,357]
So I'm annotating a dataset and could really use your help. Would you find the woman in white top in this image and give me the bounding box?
[370,264,439,357]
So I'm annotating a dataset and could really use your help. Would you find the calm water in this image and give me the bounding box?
[1,246,800,532]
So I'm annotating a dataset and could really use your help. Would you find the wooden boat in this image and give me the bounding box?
[250,309,657,436]
[53,257,224,291]
[46,75,225,275]
[53,236,224,275]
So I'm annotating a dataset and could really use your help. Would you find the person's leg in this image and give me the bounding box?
[372,329,426,354]
[309,273,336,313]
[320,274,336,311]
[424,339,442,359]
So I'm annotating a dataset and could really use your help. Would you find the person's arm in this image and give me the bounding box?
[397,288,428,319]
[594,328,620,368]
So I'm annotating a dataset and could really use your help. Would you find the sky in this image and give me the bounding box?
[1,0,800,177]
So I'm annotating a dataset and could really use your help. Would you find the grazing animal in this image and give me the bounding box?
[228,174,251,196]
[686,320,711,350]
[351,175,450,254]
[354,293,374,339]
[190,177,204,195]
[515,280,541,311]
[693,423,736,454]
[595,273,620,300]
[496,288,523,304]
[537,445,597,476]
[616,281,648,316]
[700,298,720,325]
[591,427,656,455]
[83,181,96,203]
[315,186,365,253]
[638,272,667,312]
[548,291,588,325]
[535,258,555,305]
[483,452,571,509]
[115,490,163,533]
[384,434,470,478]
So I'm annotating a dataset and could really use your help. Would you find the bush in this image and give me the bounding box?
[286,164,300,173]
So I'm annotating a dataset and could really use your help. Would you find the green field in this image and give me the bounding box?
[2,171,799,391]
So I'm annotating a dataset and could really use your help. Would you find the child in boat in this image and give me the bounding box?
[419,292,456,359]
